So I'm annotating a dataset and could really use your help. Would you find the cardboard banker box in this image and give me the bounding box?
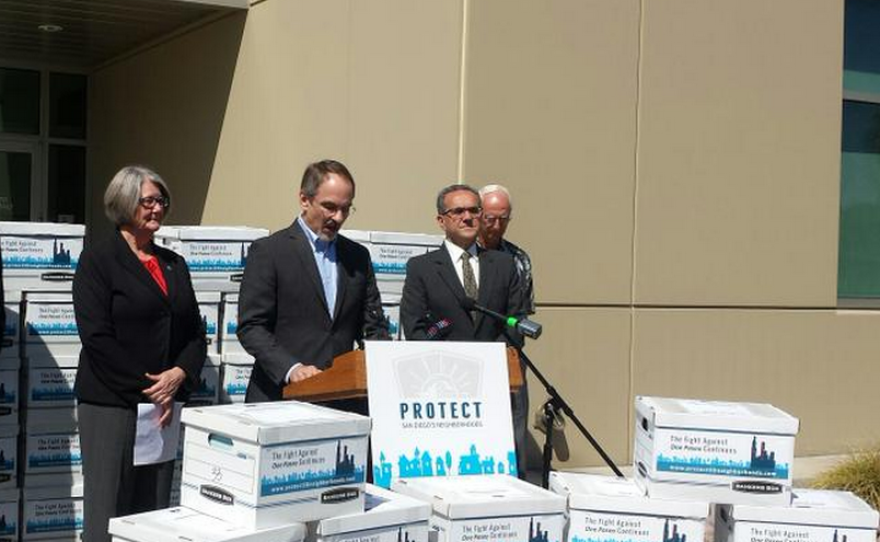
[634,397,799,506]
[548,472,709,542]
[181,401,371,529]
[311,483,431,542]
[715,489,880,542]
[393,475,566,542]
[109,506,306,542]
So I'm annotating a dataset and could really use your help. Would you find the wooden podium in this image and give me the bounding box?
[283,346,523,403]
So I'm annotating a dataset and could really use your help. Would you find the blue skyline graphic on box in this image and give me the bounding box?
[261,440,365,496]
[192,379,217,398]
[26,516,81,534]
[225,383,247,396]
[226,321,237,334]
[0,386,15,403]
[0,448,14,471]
[0,513,15,535]
[833,529,849,542]
[529,516,553,542]
[373,262,407,275]
[29,451,82,468]
[32,387,74,401]
[3,324,15,337]
[27,322,78,336]
[373,443,518,488]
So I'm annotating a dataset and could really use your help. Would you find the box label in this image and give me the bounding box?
[569,511,704,542]
[652,430,792,480]
[24,496,82,536]
[28,434,81,471]
[0,498,17,538]
[221,365,252,400]
[1,236,81,270]
[260,437,367,497]
[327,522,430,542]
[26,303,77,337]
[446,514,564,542]
[733,523,877,542]
[30,368,76,403]
[369,245,428,276]
[179,241,252,272]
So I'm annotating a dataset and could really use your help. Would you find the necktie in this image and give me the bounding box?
[462,251,478,307]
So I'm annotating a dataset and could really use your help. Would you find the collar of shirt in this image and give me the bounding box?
[297,216,337,255]
[444,239,479,288]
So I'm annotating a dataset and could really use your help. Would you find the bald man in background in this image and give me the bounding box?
[478,184,534,479]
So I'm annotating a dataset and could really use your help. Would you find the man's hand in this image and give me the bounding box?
[288,364,322,383]
[143,367,186,407]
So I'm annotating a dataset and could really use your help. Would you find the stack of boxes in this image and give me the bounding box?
[547,397,879,542]
[341,230,443,340]
[153,226,268,409]
[0,221,86,541]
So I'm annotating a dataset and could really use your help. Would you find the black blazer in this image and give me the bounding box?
[73,230,207,408]
[237,222,389,402]
[400,244,525,343]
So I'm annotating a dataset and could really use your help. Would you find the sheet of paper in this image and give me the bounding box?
[134,402,183,466]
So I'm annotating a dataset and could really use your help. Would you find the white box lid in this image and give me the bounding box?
[23,472,84,489]
[728,489,879,529]
[25,406,78,432]
[318,484,431,536]
[549,472,709,518]
[369,232,443,246]
[0,488,18,502]
[24,479,84,499]
[0,222,85,237]
[222,292,239,303]
[393,475,565,519]
[340,230,372,243]
[636,396,799,434]
[181,401,371,444]
[155,226,268,242]
[24,291,73,303]
[109,506,306,542]
[196,291,222,303]
[4,291,22,303]
[206,353,222,366]
[0,424,18,438]
[26,354,79,368]
[221,352,254,365]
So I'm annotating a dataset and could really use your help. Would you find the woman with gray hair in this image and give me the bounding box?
[73,165,206,542]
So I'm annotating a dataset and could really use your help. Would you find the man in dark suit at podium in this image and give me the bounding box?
[237,160,389,403]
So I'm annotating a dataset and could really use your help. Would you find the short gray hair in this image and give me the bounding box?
[479,184,513,209]
[104,165,171,226]
[436,184,480,214]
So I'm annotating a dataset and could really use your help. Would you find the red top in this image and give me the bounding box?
[141,256,168,296]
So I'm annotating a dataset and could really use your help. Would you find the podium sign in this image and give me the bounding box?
[366,341,517,488]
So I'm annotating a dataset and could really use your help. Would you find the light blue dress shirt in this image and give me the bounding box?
[297,216,338,319]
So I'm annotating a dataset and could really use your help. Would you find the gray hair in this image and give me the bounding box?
[104,165,171,226]
[479,184,513,209]
[435,184,480,214]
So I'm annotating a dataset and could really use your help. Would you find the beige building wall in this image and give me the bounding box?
[88,0,875,468]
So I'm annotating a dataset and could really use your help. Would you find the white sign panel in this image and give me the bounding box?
[366,342,516,488]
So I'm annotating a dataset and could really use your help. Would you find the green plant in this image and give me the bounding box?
[811,447,880,511]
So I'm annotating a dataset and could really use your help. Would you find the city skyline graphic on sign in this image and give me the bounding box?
[372,444,517,488]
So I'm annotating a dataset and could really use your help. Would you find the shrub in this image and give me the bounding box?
[811,447,880,511]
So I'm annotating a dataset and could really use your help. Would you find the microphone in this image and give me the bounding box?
[425,315,453,340]
[460,297,543,340]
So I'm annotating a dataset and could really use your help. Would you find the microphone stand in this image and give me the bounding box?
[503,329,624,487]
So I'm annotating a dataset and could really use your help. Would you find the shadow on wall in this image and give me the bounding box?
[86,11,247,243]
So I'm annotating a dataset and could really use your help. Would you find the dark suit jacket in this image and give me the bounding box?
[237,222,389,402]
[73,230,207,408]
[400,244,525,343]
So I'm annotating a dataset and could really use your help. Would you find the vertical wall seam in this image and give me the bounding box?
[345,0,354,159]
[457,0,469,180]
[627,0,646,464]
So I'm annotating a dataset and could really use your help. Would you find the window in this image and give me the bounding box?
[839,0,880,298]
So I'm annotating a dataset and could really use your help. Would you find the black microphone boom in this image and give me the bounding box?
[460,297,543,340]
